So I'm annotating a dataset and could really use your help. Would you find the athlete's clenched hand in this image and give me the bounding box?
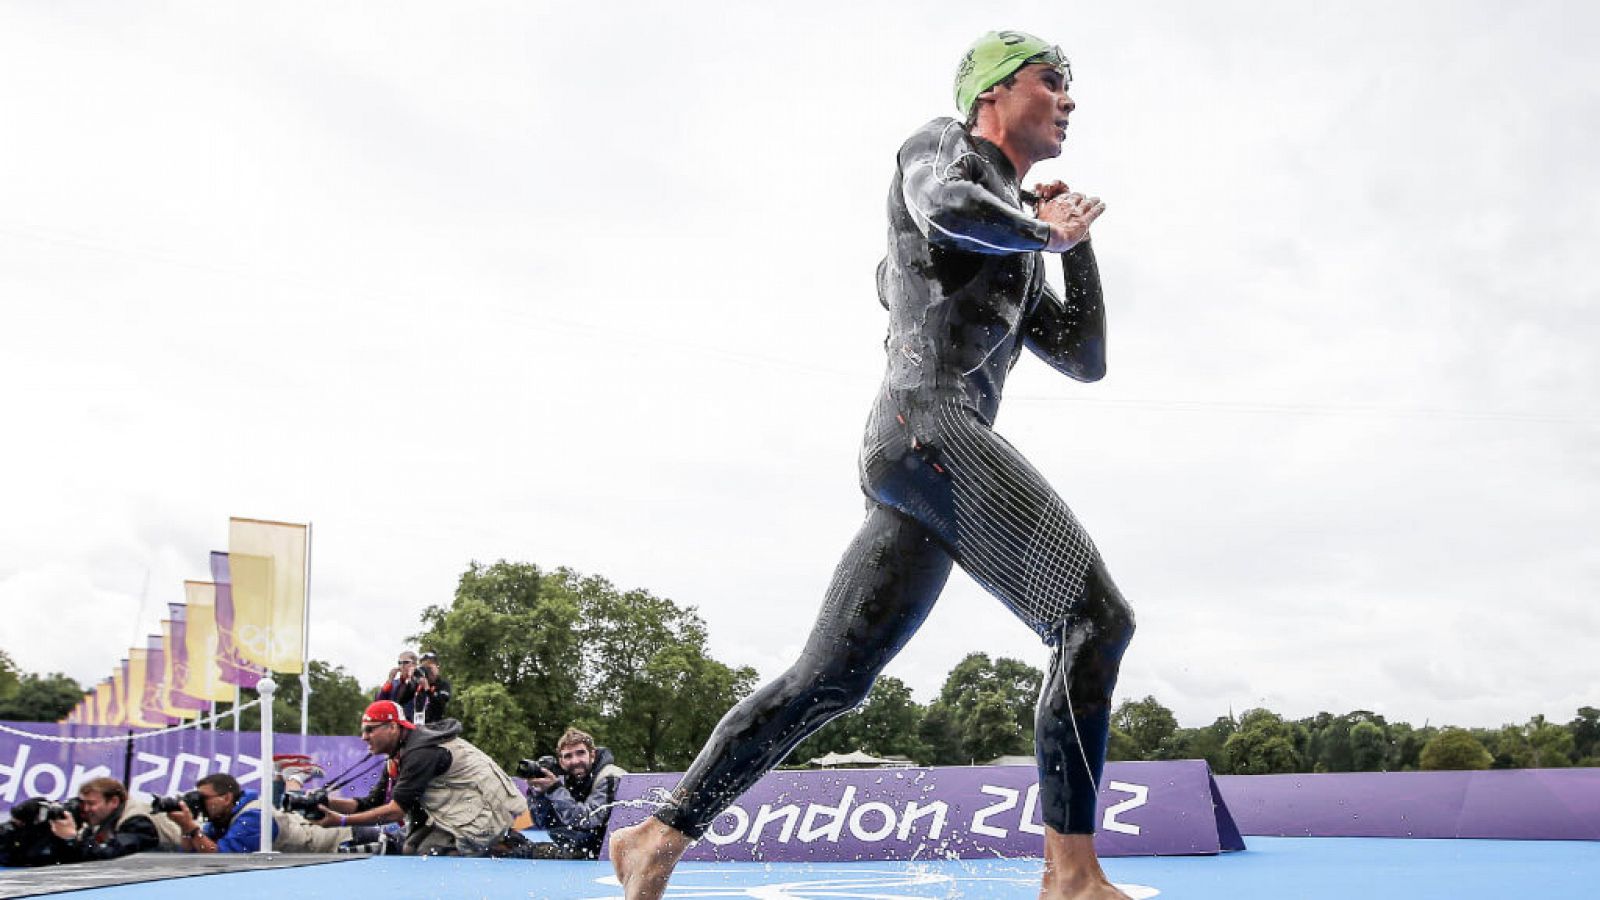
[1033,182,1104,253]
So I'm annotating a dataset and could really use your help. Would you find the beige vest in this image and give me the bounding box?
[119,796,184,851]
[417,737,527,844]
[271,810,351,853]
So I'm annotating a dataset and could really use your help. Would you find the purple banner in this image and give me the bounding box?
[0,721,372,816]
[1217,769,1600,841]
[210,551,261,689]
[602,761,1241,861]
[164,607,207,712]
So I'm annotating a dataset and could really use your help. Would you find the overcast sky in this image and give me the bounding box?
[2,2,1594,732]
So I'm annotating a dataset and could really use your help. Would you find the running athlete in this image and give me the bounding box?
[612,30,1135,900]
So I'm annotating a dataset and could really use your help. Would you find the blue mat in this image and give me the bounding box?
[56,837,1600,899]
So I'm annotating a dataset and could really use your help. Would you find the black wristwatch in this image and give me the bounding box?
[185,829,202,839]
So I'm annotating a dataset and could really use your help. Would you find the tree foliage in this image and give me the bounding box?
[411,561,756,771]
[0,669,83,722]
[1420,728,1493,770]
[232,660,373,735]
[919,653,1040,764]
[791,676,928,765]
[0,649,20,703]
[1569,706,1600,766]
[1113,696,1178,760]
[1224,708,1303,774]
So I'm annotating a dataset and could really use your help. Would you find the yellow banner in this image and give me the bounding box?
[94,682,111,726]
[228,517,307,674]
[184,582,237,703]
[109,667,127,727]
[126,650,163,728]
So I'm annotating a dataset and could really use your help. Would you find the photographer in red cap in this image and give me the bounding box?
[314,700,525,856]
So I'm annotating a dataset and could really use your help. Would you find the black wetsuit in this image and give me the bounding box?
[656,118,1135,837]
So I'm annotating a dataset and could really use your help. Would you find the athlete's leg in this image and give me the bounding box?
[882,397,1136,833]
[655,503,952,836]
[1037,559,1134,833]
[613,504,951,899]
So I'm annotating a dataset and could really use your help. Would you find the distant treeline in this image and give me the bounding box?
[7,562,1594,775]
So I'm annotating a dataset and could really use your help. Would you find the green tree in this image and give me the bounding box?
[0,649,20,704]
[1348,719,1388,771]
[607,641,756,771]
[917,702,965,765]
[1106,727,1139,762]
[1157,714,1236,771]
[1420,728,1492,770]
[790,676,927,766]
[453,682,536,770]
[964,690,1026,763]
[932,653,1040,762]
[413,561,757,770]
[235,661,372,736]
[1223,709,1301,774]
[0,671,84,722]
[1386,722,1433,771]
[1569,707,1600,765]
[1490,715,1575,768]
[413,561,587,756]
[1112,696,1177,761]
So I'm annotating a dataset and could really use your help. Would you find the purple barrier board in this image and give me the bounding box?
[601,761,1242,862]
[1217,768,1600,841]
[0,720,371,815]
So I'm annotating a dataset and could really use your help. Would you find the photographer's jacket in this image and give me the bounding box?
[528,747,626,859]
[358,718,524,844]
[53,796,163,863]
[204,790,274,853]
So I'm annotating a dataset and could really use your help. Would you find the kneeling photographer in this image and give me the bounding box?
[518,728,626,860]
[3,778,168,867]
[163,773,272,853]
[313,700,524,856]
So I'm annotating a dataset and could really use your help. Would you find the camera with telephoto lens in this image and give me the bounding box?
[44,796,83,823]
[150,790,203,816]
[280,788,331,821]
[515,755,560,779]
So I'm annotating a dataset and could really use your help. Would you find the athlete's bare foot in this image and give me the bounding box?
[609,817,692,900]
[1040,830,1133,900]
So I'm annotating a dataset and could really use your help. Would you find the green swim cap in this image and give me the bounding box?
[954,30,1071,118]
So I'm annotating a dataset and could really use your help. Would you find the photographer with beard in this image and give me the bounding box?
[521,728,626,860]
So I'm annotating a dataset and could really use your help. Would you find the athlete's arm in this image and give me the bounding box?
[1024,241,1106,381]
[900,122,1054,254]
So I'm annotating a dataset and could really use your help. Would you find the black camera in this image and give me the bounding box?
[515,755,560,779]
[150,790,203,816]
[279,789,331,821]
[44,797,82,823]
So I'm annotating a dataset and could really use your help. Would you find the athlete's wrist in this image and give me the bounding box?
[1045,223,1072,253]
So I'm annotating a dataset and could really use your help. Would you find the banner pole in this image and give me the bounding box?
[256,675,277,855]
[300,521,313,740]
[233,685,241,733]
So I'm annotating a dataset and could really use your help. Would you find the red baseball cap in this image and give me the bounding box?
[362,700,414,730]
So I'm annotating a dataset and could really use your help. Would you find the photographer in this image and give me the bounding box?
[522,728,626,860]
[1,799,64,867]
[44,777,168,862]
[165,773,273,853]
[375,650,422,721]
[314,700,524,856]
[412,652,451,725]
